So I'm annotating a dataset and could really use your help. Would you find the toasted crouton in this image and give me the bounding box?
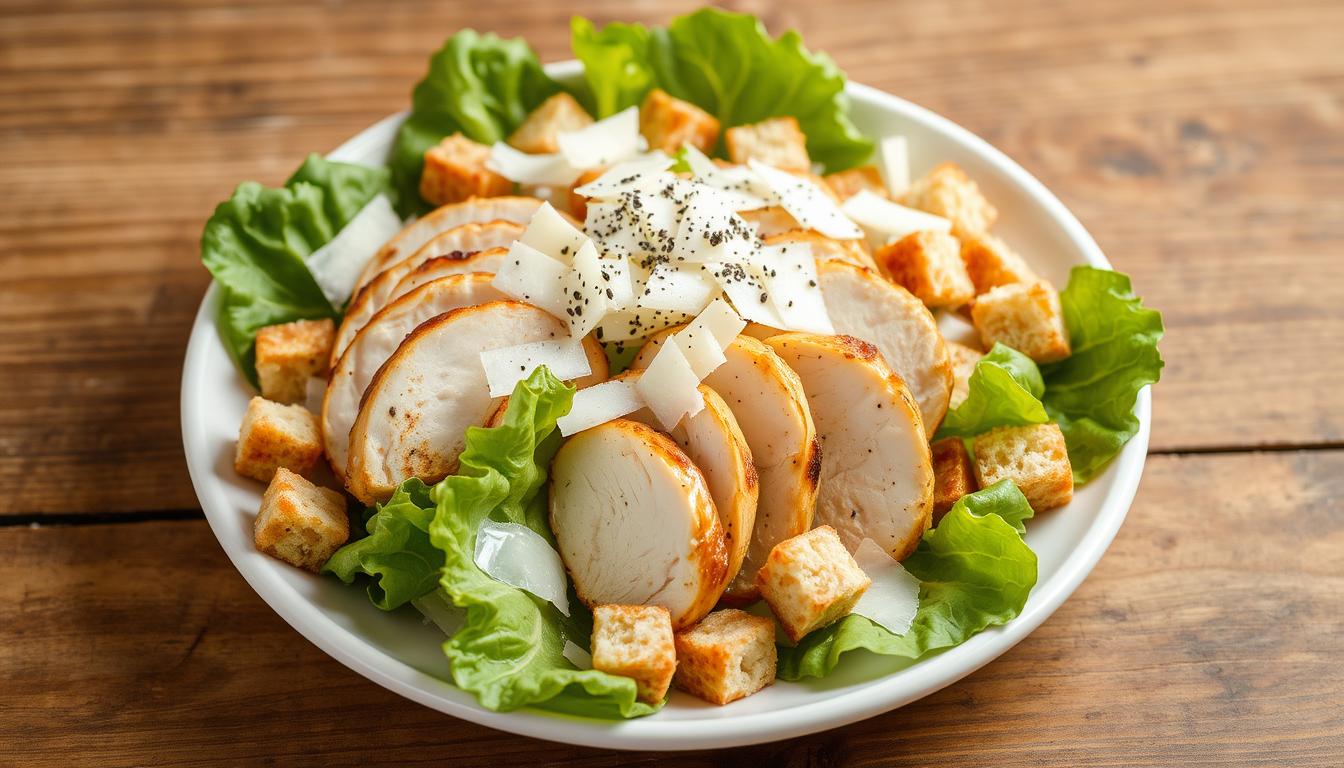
[234,397,323,483]
[591,604,676,704]
[255,318,335,404]
[673,609,776,705]
[971,281,1072,363]
[931,437,978,522]
[901,162,997,235]
[946,341,983,408]
[725,117,811,172]
[959,231,1037,294]
[254,467,349,572]
[566,167,605,221]
[507,93,594,154]
[973,423,1074,511]
[823,165,887,200]
[877,230,976,309]
[756,526,871,643]
[419,133,514,207]
[639,89,720,154]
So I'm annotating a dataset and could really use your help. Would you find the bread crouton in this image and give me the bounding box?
[673,609,776,705]
[823,165,887,200]
[591,604,676,704]
[973,423,1074,512]
[507,93,593,154]
[959,231,1037,294]
[639,89,720,154]
[419,133,514,207]
[877,230,976,309]
[931,437,977,522]
[971,281,1071,363]
[901,162,997,235]
[756,526,871,643]
[946,341,983,408]
[254,467,349,572]
[255,318,335,404]
[725,117,811,172]
[566,167,605,221]
[234,397,323,482]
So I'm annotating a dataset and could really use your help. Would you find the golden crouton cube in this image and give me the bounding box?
[255,318,334,404]
[931,437,978,523]
[254,467,349,572]
[419,133,514,207]
[959,231,1037,294]
[507,93,594,154]
[945,341,983,408]
[640,88,720,154]
[877,230,976,309]
[823,165,887,200]
[756,525,871,643]
[901,163,997,235]
[973,423,1074,512]
[725,117,811,172]
[971,280,1072,363]
[673,609,777,705]
[234,396,324,483]
[591,604,676,704]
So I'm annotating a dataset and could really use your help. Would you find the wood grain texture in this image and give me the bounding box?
[2,452,1340,766]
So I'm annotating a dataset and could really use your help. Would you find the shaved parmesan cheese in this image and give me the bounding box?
[488,142,581,187]
[573,153,675,198]
[473,520,571,616]
[597,252,635,310]
[480,338,593,397]
[561,241,610,337]
[758,243,834,334]
[673,326,727,379]
[596,307,694,342]
[491,241,568,317]
[851,538,920,636]
[681,144,720,177]
[585,201,647,261]
[878,136,910,195]
[636,341,705,430]
[305,194,402,304]
[683,146,775,210]
[557,378,646,436]
[562,640,593,669]
[749,160,863,240]
[685,297,747,348]
[303,375,327,415]
[708,261,788,329]
[557,107,640,169]
[411,590,466,636]
[842,190,951,247]
[520,202,589,263]
[639,264,718,313]
[670,189,758,264]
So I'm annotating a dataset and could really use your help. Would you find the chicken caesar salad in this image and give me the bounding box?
[202,8,1164,717]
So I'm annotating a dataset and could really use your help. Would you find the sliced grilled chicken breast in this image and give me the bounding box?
[816,260,954,432]
[332,221,524,366]
[764,230,877,271]
[635,332,817,603]
[389,247,507,298]
[765,333,934,560]
[550,419,729,629]
[345,300,607,503]
[350,196,551,292]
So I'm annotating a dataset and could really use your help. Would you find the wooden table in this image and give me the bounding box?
[3,0,1341,764]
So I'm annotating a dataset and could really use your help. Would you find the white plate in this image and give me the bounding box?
[181,60,1150,751]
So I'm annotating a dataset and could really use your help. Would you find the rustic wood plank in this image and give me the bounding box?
[1,452,1340,765]
[2,0,1341,516]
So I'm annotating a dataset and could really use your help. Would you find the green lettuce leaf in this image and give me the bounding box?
[571,8,873,171]
[201,153,389,385]
[777,480,1037,680]
[1042,267,1164,483]
[322,479,439,610]
[935,343,1048,440]
[425,368,659,717]
[388,30,561,217]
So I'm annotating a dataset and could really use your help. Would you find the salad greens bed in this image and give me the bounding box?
[198,6,1164,718]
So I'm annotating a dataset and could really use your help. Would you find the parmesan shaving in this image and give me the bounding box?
[473,520,571,616]
[488,142,581,187]
[557,378,647,436]
[635,341,705,430]
[304,194,402,305]
[557,107,640,169]
[520,201,589,263]
[851,538,921,636]
[841,190,951,247]
[491,241,569,318]
[638,264,718,313]
[878,136,911,195]
[480,338,593,397]
[749,160,863,240]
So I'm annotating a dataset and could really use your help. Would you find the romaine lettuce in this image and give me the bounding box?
[935,343,1048,440]
[201,154,389,385]
[572,8,873,172]
[323,478,439,610]
[777,480,1037,680]
[1042,267,1165,483]
[388,30,562,216]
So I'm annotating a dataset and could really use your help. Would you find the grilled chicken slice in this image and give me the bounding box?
[332,221,524,365]
[389,247,507,298]
[635,332,817,603]
[765,333,934,560]
[815,260,954,432]
[550,419,729,630]
[344,300,606,503]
